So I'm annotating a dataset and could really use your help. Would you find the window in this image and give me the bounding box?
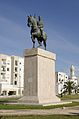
[1,66,6,71]
[15,60,18,66]
[1,73,5,79]
[14,81,17,85]
[7,68,9,71]
[59,79,61,81]
[2,59,6,65]
[15,67,18,72]
[15,74,17,79]
[22,90,24,94]
[59,74,62,77]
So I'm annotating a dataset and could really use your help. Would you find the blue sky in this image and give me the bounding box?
[0,0,79,75]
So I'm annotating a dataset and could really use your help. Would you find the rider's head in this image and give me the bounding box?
[34,14,36,19]
[30,15,32,18]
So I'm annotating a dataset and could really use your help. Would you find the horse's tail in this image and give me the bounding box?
[43,32,47,41]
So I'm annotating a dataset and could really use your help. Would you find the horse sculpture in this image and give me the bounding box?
[27,15,47,50]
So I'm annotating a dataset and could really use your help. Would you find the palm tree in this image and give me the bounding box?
[64,80,74,95]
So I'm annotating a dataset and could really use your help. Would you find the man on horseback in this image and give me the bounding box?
[27,15,47,50]
[37,16,44,38]
[32,15,37,31]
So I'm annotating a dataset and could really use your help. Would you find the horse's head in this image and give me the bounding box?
[27,15,33,27]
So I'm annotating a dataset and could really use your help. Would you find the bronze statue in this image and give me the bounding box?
[37,16,44,37]
[27,15,47,50]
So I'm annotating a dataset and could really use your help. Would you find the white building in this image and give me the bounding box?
[56,72,68,94]
[0,54,11,95]
[0,54,24,96]
[11,56,24,96]
[69,65,78,87]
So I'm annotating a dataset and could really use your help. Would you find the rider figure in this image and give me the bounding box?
[33,14,37,31]
[37,16,44,37]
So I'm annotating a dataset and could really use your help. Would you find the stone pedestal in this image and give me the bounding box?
[20,48,60,104]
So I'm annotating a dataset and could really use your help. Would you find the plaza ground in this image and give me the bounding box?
[0,95,79,118]
[0,107,79,119]
[0,106,79,116]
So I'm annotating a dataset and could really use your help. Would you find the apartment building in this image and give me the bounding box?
[0,54,11,95]
[11,56,24,96]
[0,54,24,96]
[55,72,68,94]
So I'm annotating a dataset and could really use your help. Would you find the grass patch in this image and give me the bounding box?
[0,115,79,119]
[0,95,79,110]
[0,101,79,110]
[0,94,79,103]
[0,97,20,102]
[58,94,79,100]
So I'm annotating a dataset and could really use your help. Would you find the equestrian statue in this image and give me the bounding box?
[27,15,47,50]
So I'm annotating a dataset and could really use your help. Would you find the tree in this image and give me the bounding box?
[63,80,74,95]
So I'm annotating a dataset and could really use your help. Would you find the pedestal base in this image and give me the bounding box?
[19,95,60,104]
[19,48,60,104]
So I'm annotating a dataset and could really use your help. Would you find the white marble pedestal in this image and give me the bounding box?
[19,48,60,104]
